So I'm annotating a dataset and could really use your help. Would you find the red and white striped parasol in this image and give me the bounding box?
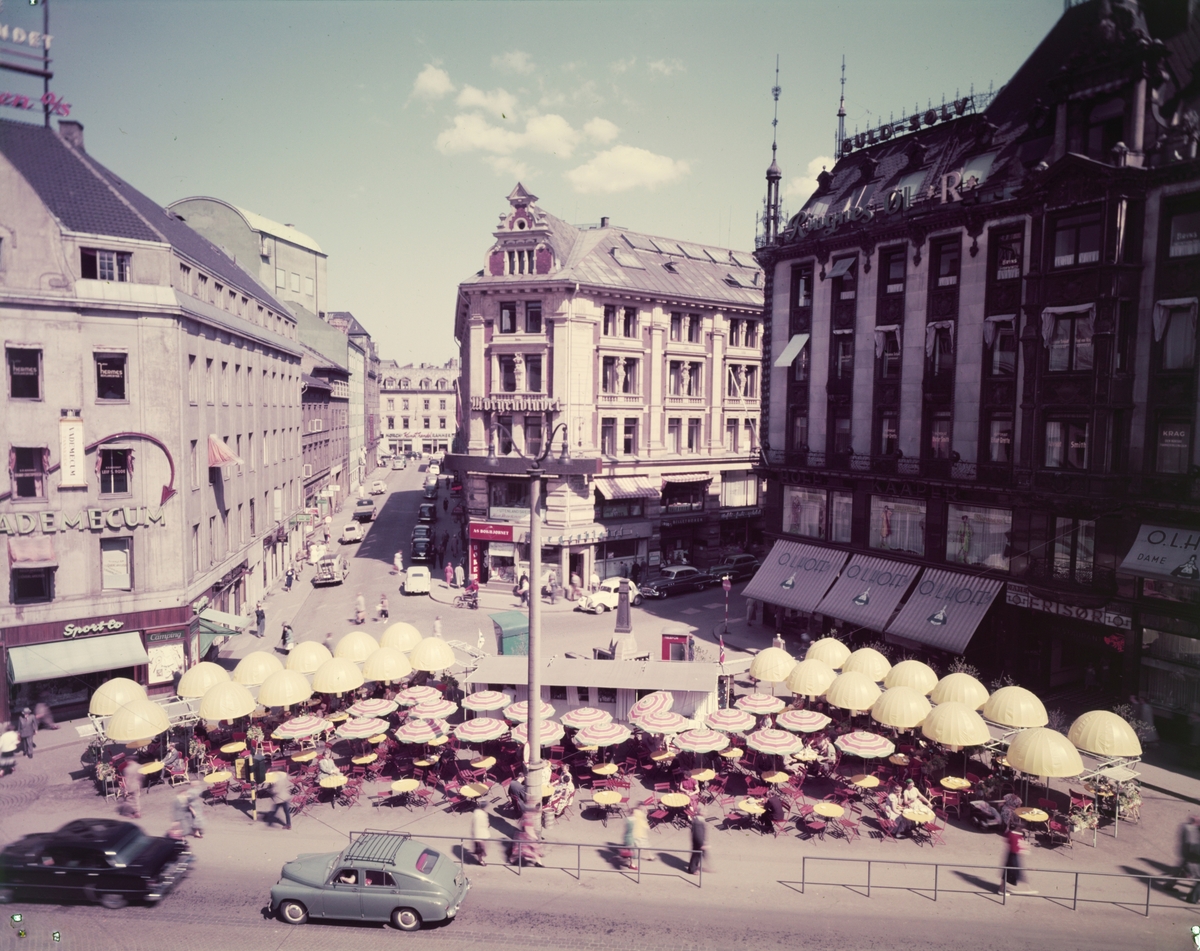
[512,720,566,746]
[397,685,441,706]
[834,730,896,759]
[394,718,450,744]
[505,699,556,723]
[462,690,512,712]
[453,717,509,744]
[348,698,399,718]
[776,709,832,733]
[674,727,731,754]
[746,728,804,756]
[635,710,690,734]
[410,697,458,720]
[336,717,389,740]
[560,706,613,729]
[272,715,333,740]
[575,722,633,748]
[705,708,756,732]
[628,691,674,722]
[735,693,787,715]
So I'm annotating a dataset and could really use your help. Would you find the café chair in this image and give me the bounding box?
[1045,817,1073,850]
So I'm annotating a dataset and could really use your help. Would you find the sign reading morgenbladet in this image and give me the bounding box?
[470,396,562,412]
[0,19,70,117]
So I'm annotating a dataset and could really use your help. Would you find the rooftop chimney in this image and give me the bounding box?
[58,120,84,151]
[600,217,610,228]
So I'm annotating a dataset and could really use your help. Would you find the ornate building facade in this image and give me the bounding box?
[380,359,458,457]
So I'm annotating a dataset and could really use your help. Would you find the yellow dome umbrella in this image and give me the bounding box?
[785,658,837,698]
[89,678,147,716]
[749,647,796,683]
[198,681,257,721]
[105,699,169,743]
[286,641,333,675]
[362,647,413,684]
[232,651,284,687]
[257,669,314,708]
[805,637,850,669]
[409,637,456,673]
[983,685,1048,729]
[930,672,989,710]
[824,671,882,713]
[1005,727,1084,778]
[843,647,892,683]
[380,622,423,652]
[312,658,366,695]
[921,701,991,748]
[176,663,230,699]
[870,686,932,730]
[1067,710,1143,758]
[884,660,938,695]
[335,630,380,663]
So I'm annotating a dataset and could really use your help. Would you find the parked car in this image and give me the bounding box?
[353,498,377,522]
[422,479,438,500]
[392,458,407,470]
[0,818,193,908]
[577,577,643,613]
[403,565,431,595]
[312,554,350,586]
[410,538,432,563]
[340,523,365,544]
[709,554,761,582]
[370,480,388,495]
[271,831,467,931]
[417,502,437,523]
[427,462,441,476]
[411,524,433,543]
[639,565,714,598]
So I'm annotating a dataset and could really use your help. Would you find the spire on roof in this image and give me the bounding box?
[507,183,538,208]
[835,56,847,160]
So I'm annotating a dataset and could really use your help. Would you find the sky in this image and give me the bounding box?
[3,0,1064,366]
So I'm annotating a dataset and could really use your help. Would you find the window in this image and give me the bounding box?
[881,246,906,295]
[1156,421,1191,474]
[99,448,130,494]
[879,411,899,455]
[829,491,853,543]
[524,416,542,456]
[101,537,132,590]
[275,268,286,288]
[877,329,901,379]
[831,413,852,455]
[791,413,808,450]
[489,479,528,509]
[990,322,1016,376]
[220,361,229,404]
[1045,419,1089,469]
[179,262,191,289]
[10,447,45,498]
[207,516,216,565]
[213,282,224,305]
[1087,99,1125,160]
[725,419,739,452]
[622,418,638,454]
[729,319,743,347]
[439,398,447,411]
[668,361,701,396]
[1052,212,1101,268]
[687,418,701,453]
[783,487,827,537]
[248,499,256,536]
[947,503,1011,570]
[205,359,215,404]
[601,417,616,455]
[402,399,409,410]
[721,471,758,507]
[929,326,954,377]
[597,496,644,519]
[622,307,638,338]
[929,413,952,459]
[670,313,683,341]
[387,416,394,429]
[794,342,810,382]
[662,482,705,513]
[423,417,431,429]
[197,274,208,300]
[994,230,1023,280]
[745,321,759,348]
[80,248,130,282]
[12,568,53,603]
[933,237,960,286]
[7,348,40,399]
[1053,517,1095,584]
[744,418,757,451]
[290,272,300,292]
[687,314,702,343]
[499,301,518,334]
[525,301,542,333]
[526,355,542,392]
[869,496,926,555]
[602,357,637,394]
[1168,209,1200,258]
[402,417,409,429]
[190,440,198,488]
[667,418,682,453]
[1048,314,1094,371]
[439,417,447,430]
[603,305,617,336]
[988,414,1014,464]
[235,365,243,404]
[832,334,854,381]
[498,356,517,393]
[1159,305,1196,370]
[830,256,856,298]
[791,265,813,312]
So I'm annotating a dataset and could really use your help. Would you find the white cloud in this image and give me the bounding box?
[523,113,582,157]
[456,85,520,120]
[436,113,523,155]
[784,155,834,203]
[648,59,684,76]
[609,57,636,75]
[486,155,531,178]
[411,64,454,100]
[492,50,536,74]
[583,117,619,144]
[566,145,690,194]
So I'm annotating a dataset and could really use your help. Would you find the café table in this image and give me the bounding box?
[814,801,845,819]
[650,750,675,763]
[319,773,348,789]
[793,747,820,762]
[576,745,599,753]
[1014,806,1049,839]
[592,789,622,826]
[762,771,789,785]
[291,750,318,764]
[660,792,691,809]
[851,774,880,789]
[592,763,620,776]
[264,771,287,785]
[326,712,349,724]
[220,741,246,756]
[413,757,438,768]
[471,755,497,771]
[903,806,935,824]
[737,798,766,816]
[203,770,232,785]
[719,748,744,760]
[940,776,971,791]
[388,777,420,810]
[460,782,490,800]
[352,753,378,766]
[428,736,449,747]
[689,768,716,782]
[138,761,164,788]
[368,734,388,745]
[889,754,911,767]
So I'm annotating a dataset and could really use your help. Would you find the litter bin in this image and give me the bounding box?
[251,752,267,784]
[490,611,529,656]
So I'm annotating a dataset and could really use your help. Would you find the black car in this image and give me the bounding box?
[0,819,192,909]
[709,554,761,582]
[411,524,433,543]
[417,503,437,524]
[639,565,714,598]
[410,538,432,563]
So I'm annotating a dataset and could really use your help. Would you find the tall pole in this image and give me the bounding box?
[524,466,544,829]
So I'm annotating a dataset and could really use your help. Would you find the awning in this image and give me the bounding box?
[7,535,57,568]
[827,256,855,279]
[1118,524,1200,584]
[593,476,659,500]
[8,631,149,685]
[198,608,251,636]
[742,540,846,612]
[661,473,713,485]
[773,333,810,368]
[884,569,1003,654]
[815,554,919,631]
[207,434,244,467]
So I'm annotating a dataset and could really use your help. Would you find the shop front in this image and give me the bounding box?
[660,475,711,566]
[1,607,192,722]
[469,521,517,585]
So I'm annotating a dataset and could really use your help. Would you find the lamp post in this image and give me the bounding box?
[487,419,570,833]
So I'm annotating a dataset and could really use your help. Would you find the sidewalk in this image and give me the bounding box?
[428,579,584,614]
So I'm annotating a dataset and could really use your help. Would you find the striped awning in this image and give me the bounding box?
[593,476,659,500]
[661,472,712,484]
[7,535,57,568]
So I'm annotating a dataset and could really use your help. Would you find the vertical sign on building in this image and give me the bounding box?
[58,415,87,487]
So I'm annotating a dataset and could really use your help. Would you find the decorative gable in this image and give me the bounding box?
[486,182,557,276]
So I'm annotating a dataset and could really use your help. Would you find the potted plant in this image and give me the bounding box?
[1068,802,1098,834]
[245,724,265,752]
[188,737,206,770]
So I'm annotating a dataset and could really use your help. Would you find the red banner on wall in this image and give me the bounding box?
[469,522,514,542]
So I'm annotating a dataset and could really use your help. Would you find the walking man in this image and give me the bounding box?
[284,566,295,592]
[470,806,491,865]
[379,593,389,620]
[268,773,293,830]
[17,707,36,759]
[1180,815,1200,903]
[688,809,708,875]
[255,602,267,638]
[355,592,366,625]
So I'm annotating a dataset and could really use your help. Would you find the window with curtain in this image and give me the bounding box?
[1053,517,1095,584]
[929,326,954,377]
[829,491,853,543]
[989,415,1014,464]
[791,413,808,450]
[878,411,899,455]
[670,313,683,341]
[525,301,542,334]
[947,503,1011,570]
[881,247,906,295]
[499,302,518,334]
[833,335,854,381]
[928,413,952,459]
[783,486,826,538]
[1160,307,1196,370]
[99,448,130,495]
[877,328,901,379]
[933,237,961,286]
[1052,212,1101,268]
[1048,315,1094,371]
[832,414,852,454]
[994,230,1023,280]
[667,418,681,454]
[498,356,517,392]
[622,418,638,454]
[794,342,810,382]
[990,323,1016,376]
[869,496,925,555]
[1045,419,1089,470]
[1169,209,1200,258]
[497,415,514,455]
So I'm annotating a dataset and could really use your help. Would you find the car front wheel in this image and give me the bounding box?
[99,893,127,910]
[391,907,422,931]
[279,900,308,925]
[632,595,643,606]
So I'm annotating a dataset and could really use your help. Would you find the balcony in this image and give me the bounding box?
[1021,557,1118,600]
[723,395,760,411]
[597,392,644,407]
[1030,470,1132,499]
[664,395,705,408]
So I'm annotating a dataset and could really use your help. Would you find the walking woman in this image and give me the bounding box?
[1003,830,1035,894]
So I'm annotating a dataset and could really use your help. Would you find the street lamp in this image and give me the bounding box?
[487,418,570,834]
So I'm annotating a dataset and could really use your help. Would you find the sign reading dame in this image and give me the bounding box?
[0,505,166,536]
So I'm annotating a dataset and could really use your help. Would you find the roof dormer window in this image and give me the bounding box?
[81,248,130,282]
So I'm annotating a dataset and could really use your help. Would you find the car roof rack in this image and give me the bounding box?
[344,830,412,865]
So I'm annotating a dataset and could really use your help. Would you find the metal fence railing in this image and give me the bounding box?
[783,856,1194,917]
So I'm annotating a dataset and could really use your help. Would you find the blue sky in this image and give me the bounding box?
[6,1,1063,364]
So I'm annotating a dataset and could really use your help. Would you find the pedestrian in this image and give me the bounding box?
[763,793,787,833]
[393,551,404,575]
[1180,816,1200,903]
[509,772,527,814]
[470,806,491,865]
[379,593,389,620]
[1002,829,1035,893]
[121,759,142,819]
[185,783,205,838]
[445,562,455,588]
[255,601,267,638]
[443,498,448,512]
[518,574,530,606]
[322,631,335,653]
[547,570,557,604]
[170,790,193,839]
[355,592,366,625]
[688,809,708,875]
[590,570,600,593]
[279,623,294,654]
[17,707,36,759]
[267,773,293,830]
[630,562,642,585]
[0,722,17,775]
[455,564,465,589]
[623,808,651,870]
[432,615,443,638]
[34,695,58,731]
[284,566,295,591]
